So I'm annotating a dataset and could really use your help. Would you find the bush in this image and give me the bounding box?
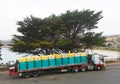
[0,66,7,72]
[105,60,117,63]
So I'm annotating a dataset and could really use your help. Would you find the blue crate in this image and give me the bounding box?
[27,61,35,70]
[19,62,27,71]
[49,59,55,67]
[75,56,81,64]
[62,58,68,65]
[68,57,75,64]
[42,60,48,68]
[81,56,87,64]
[35,60,42,68]
[55,58,62,66]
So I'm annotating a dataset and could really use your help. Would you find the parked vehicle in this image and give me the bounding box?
[8,52,104,78]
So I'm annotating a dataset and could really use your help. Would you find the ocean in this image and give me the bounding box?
[0,48,29,64]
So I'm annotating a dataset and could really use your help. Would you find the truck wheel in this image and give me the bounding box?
[32,71,39,77]
[23,72,31,78]
[90,65,95,71]
[81,68,86,72]
[97,66,101,70]
[73,67,79,72]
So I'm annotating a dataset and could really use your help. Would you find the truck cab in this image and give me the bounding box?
[86,53,104,70]
[8,61,18,76]
[91,53,104,70]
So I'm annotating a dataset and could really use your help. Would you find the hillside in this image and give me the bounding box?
[105,34,120,38]
[1,34,120,46]
[1,40,11,46]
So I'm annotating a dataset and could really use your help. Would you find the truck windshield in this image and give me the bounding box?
[9,61,15,66]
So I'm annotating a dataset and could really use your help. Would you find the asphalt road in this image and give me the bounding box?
[0,64,120,84]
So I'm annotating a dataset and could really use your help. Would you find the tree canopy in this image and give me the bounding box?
[11,9,106,54]
[81,32,106,51]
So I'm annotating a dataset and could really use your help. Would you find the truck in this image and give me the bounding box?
[8,52,104,78]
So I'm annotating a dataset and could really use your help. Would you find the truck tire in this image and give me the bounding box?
[32,71,39,77]
[81,68,86,72]
[72,67,79,72]
[23,72,31,78]
[89,65,95,71]
[97,66,101,70]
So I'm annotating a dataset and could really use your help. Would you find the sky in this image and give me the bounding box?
[0,0,120,40]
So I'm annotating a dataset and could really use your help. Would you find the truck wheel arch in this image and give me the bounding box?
[72,67,79,72]
[97,66,102,70]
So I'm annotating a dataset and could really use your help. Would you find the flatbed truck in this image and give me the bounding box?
[8,53,104,78]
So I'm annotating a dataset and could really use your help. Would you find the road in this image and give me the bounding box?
[0,64,120,84]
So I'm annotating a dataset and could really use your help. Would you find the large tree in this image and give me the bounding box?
[11,9,105,53]
[57,10,103,51]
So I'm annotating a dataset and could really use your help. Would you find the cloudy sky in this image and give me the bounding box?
[0,0,120,40]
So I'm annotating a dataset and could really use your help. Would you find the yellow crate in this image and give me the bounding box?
[80,53,86,56]
[26,56,34,61]
[74,53,80,57]
[54,54,62,58]
[18,57,26,62]
[48,55,54,59]
[33,56,41,60]
[41,55,49,60]
[62,53,68,58]
[67,53,75,57]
